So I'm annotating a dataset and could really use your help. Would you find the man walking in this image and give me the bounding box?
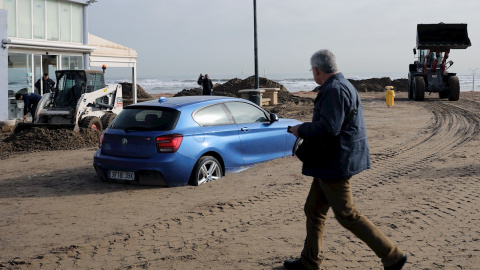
[15,92,42,123]
[286,49,407,270]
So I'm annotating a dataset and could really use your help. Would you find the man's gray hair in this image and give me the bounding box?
[310,49,338,74]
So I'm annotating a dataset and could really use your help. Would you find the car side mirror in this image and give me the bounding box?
[269,113,279,123]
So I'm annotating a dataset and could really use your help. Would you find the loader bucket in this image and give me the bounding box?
[417,23,471,50]
[14,123,75,134]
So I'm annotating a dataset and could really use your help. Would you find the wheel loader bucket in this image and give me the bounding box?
[417,23,471,50]
[13,123,75,134]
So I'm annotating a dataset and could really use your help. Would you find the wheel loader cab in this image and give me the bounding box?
[54,70,87,109]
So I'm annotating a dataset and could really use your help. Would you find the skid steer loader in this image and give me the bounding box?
[408,23,471,101]
[14,69,123,133]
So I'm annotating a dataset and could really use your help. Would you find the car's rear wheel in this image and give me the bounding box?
[191,156,222,186]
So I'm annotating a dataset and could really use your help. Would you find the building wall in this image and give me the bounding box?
[0,9,8,121]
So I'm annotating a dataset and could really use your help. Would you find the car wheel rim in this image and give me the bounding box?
[197,160,221,185]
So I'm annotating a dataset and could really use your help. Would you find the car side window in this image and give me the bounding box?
[193,104,234,126]
[224,102,268,124]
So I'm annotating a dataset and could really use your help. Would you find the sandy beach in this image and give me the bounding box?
[1,91,480,269]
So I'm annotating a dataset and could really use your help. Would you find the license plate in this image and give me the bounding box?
[109,170,135,181]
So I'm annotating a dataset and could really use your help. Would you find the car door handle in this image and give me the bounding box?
[241,127,250,132]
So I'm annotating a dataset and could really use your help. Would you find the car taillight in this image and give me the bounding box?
[156,134,183,153]
[99,132,105,148]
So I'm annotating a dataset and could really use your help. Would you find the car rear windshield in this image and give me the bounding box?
[110,106,180,131]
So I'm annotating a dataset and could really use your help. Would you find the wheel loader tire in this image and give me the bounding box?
[414,76,425,101]
[407,73,414,99]
[80,116,103,131]
[408,80,414,99]
[101,113,117,130]
[448,76,460,101]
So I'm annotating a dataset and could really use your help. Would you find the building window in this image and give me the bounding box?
[59,1,71,42]
[71,4,82,43]
[33,0,45,39]
[4,0,83,43]
[61,55,83,70]
[4,0,16,37]
[18,0,32,39]
[46,0,59,41]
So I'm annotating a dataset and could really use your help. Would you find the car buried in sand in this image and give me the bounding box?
[93,95,302,187]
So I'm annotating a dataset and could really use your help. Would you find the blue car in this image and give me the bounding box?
[93,96,302,187]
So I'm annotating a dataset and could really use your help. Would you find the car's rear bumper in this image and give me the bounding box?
[93,149,196,187]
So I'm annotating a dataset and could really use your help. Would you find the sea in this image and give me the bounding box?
[106,73,480,95]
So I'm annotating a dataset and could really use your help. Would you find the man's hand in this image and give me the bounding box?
[22,115,27,122]
[290,124,301,138]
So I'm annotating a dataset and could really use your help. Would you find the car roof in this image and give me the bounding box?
[127,96,243,109]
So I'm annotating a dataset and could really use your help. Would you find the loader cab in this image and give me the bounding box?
[85,70,106,93]
[53,70,106,109]
[53,70,87,109]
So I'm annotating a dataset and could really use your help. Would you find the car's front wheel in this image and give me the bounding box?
[190,156,223,186]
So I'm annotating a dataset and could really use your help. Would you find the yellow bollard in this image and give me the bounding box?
[385,86,395,107]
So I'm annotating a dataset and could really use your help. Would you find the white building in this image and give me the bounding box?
[0,0,137,121]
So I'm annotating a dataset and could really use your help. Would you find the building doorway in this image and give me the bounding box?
[34,54,57,95]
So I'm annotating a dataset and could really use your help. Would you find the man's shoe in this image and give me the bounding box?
[384,254,407,270]
[284,259,309,270]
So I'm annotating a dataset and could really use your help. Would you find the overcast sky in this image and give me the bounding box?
[89,0,480,79]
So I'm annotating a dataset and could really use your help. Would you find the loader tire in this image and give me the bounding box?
[408,80,414,99]
[101,113,117,130]
[448,76,460,101]
[80,116,103,131]
[414,76,425,101]
[407,73,414,99]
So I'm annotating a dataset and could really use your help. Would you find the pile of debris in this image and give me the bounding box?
[213,76,288,96]
[0,128,100,159]
[347,77,407,92]
[175,76,297,101]
[120,82,152,99]
[174,88,237,98]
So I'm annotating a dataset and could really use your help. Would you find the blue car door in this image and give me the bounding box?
[224,101,286,165]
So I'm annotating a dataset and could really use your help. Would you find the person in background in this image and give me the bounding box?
[15,92,42,123]
[285,49,407,270]
[35,73,56,94]
[198,73,213,95]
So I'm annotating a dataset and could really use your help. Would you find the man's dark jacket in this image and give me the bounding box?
[22,93,42,116]
[201,78,213,95]
[35,78,55,93]
[297,73,370,179]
